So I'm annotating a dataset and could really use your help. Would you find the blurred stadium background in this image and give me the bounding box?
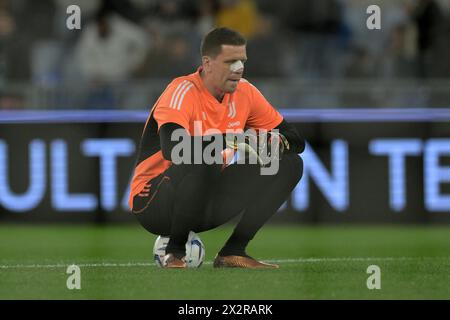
[1,0,450,110]
[0,0,449,299]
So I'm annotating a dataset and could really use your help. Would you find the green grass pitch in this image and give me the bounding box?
[0,224,449,299]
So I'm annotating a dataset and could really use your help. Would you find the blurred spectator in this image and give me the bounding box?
[145,0,201,29]
[0,3,13,38]
[278,0,344,79]
[409,0,446,77]
[380,24,416,78]
[12,0,56,40]
[0,1,15,86]
[142,0,204,55]
[0,0,56,82]
[244,15,287,78]
[215,0,260,39]
[74,8,150,108]
[195,0,217,36]
[75,9,149,82]
[143,31,198,78]
[140,1,217,78]
[0,0,24,109]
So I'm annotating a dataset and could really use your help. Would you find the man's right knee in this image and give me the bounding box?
[280,152,303,188]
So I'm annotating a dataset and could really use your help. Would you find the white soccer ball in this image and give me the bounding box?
[153,231,205,268]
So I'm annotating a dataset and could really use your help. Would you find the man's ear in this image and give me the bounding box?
[202,56,212,72]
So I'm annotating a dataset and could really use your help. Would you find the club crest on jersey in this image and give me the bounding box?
[228,102,236,119]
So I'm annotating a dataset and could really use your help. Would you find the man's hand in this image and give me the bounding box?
[225,134,264,166]
[223,131,290,167]
[260,131,290,160]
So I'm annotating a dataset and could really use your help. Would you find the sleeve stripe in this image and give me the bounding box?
[169,80,188,109]
[177,84,194,110]
[171,81,191,109]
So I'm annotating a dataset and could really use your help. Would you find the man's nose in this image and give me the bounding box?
[233,68,244,74]
[230,60,244,73]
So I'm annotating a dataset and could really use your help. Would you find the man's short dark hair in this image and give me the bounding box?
[200,27,247,57]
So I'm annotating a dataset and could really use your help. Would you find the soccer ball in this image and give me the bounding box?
[153,231,205,268]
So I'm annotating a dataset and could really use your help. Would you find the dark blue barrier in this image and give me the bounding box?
[1,109,449,223]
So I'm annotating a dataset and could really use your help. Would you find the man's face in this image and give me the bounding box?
[203,45,247,95]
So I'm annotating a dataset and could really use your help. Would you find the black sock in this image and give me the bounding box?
[218,233,251,257]
[165,239,186,259]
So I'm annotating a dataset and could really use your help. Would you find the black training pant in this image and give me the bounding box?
[132,153,303,249]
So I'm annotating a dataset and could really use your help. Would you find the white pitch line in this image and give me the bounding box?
[0,262,153,269]
[0,257,447,270]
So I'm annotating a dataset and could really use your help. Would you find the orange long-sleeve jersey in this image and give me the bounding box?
[128,68,283,208]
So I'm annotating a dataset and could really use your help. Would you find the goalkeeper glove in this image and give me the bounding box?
[224,134,264,166]
[223,131,290,167]
[260,131,290,163]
